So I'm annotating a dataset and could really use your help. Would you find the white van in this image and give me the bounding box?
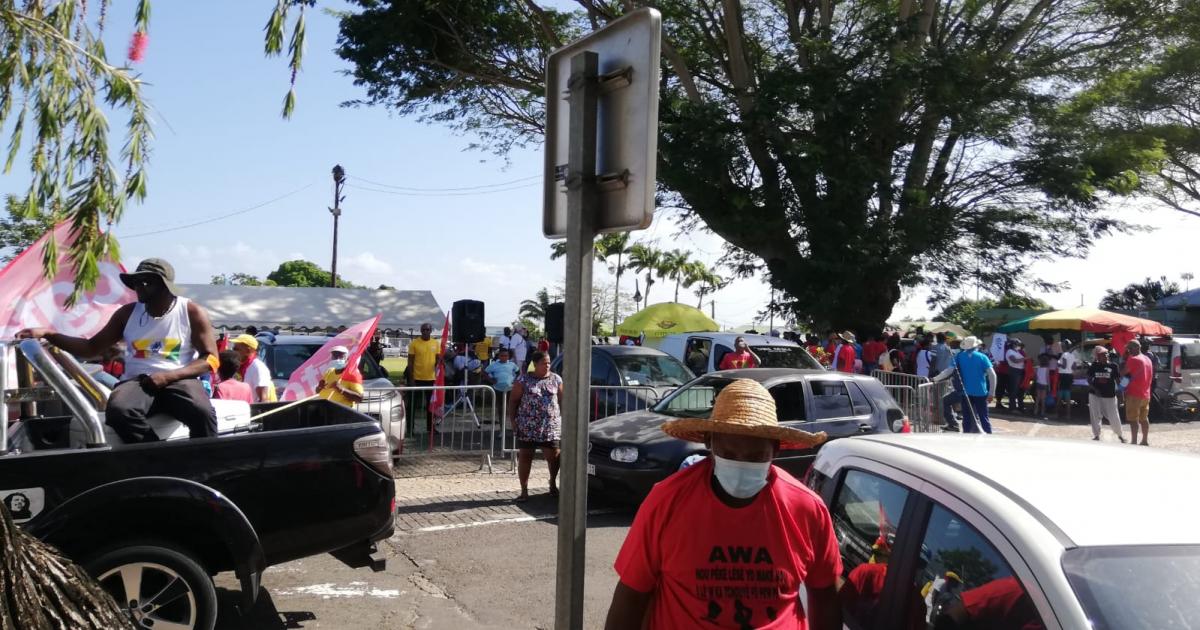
[1146,335,1200,397]
[653,333,823,375]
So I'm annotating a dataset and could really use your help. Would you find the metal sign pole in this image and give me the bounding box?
[555,49,598,630]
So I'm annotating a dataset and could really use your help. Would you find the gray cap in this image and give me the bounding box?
[120,258,178,295]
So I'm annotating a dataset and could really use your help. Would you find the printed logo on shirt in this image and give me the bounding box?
[130,337,182,361]
[692,545,796,626]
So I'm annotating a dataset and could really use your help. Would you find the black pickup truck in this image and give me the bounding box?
[0,340,395,630]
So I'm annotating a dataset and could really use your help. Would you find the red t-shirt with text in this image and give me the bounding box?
[613,459,842,629]
[1125,353,1153,399]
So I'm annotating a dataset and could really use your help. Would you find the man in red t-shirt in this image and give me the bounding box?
[719,336,760,370]
[1122,339,1154,446]
[862,336,886,373]
[605,379,840,629]
[835,331,857,373]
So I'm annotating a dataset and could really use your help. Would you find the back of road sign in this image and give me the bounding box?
[542,8,661,238]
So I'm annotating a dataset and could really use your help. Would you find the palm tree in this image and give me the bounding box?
[628,244,664,306]
[519,288,553,325]
[687,263,726,308]
[595,233,631,333]
[661,249,693,302]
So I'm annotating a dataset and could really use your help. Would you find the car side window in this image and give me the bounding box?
[591,354,614,386]
[712,344,733,370]
[768,382,807,422]
[831,470,911,630]
[847,382,873,415]
[810,380,856,419]
[910,504,1044,629]
[685,338,711,375]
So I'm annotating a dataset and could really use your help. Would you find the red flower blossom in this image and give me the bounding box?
[127,31,148,63]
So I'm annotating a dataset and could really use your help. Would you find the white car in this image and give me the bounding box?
[652,332,822,375]
[807,434,1200,629]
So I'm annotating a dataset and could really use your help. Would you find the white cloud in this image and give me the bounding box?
[342,252,394,276]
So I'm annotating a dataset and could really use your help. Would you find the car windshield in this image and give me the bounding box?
[1063,545,1200,629]
[611,354,693,388]
[750,345,822,369]
[1182,343,1200,370]
[268,343,383,381]
[653,376,734,417]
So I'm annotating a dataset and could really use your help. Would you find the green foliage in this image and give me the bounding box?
[937,295,1053,333]
[210,272,269,286]
[335,0,1200,330]
[265,259,364,288]
[0,198,55,262]
[1099,276,1181,311]
[518,287,554,323]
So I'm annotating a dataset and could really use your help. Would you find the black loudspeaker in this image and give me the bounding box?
[546,302,566,344]
[452,300,486,343]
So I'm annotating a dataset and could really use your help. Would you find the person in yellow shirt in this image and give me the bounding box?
[316,346,364,406]
[474,336,493,363]
[407,322,442,434]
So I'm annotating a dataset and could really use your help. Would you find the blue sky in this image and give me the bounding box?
[3,1,1195,329]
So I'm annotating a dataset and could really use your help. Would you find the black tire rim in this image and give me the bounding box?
[98,561,198,630]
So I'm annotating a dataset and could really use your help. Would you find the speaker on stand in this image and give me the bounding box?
[545,302,565,359]
[451,299,486,344]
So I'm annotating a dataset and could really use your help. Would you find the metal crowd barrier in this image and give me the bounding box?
[915,380,952,432]
[360,385,500,474]
[588,385,662,421]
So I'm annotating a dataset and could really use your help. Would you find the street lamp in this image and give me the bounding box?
[330,164,346,288]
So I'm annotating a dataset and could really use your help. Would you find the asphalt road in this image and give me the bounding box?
[215,412,1200,629]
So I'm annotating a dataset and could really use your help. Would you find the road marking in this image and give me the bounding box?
[274,583,401,599]
[401,507,623,534]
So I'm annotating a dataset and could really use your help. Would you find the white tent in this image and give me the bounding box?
[177,284,444,334]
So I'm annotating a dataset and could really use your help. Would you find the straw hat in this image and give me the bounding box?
[661,379,827,449]
[837,330,855,343]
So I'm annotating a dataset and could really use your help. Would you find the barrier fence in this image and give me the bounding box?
[359,385,501,477]
[873,370,952,432]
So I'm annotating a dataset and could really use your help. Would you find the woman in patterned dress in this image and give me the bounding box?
[506,351,562,502]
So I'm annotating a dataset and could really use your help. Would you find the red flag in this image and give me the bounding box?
[0,223,134,339]
[430,312,451,420]
[280,314,381,401]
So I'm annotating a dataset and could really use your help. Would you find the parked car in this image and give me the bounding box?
[587,368,904,502]
[552,345,694,420]
[807,433,1200,629]
[654,333,823,375]
[1146,335,1200,397]
[257,334,406,457]
[1,340,395,630]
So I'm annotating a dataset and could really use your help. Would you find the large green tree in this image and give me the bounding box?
[335,0,1200,330]
[1099,276,1180,311]
[265,259,365,288]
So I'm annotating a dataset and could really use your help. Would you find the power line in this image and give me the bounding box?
[118,181,318,239]
[347,181,540,197]
[350,174,540,192]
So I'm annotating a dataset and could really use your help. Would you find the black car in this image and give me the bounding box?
[552,345,694,420]
[1,340,395,630]
[587,368,905,502]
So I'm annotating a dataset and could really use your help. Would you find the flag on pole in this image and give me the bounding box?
[0,223,134,339]
[281,314,381,401]
[430,312,451,421]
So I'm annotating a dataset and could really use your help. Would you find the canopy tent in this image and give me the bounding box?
[177,284,444,334]
[996,307,1172,335]
[616,302,719,339]
[1157,288,1199,310]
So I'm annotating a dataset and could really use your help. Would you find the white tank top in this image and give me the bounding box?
[122,297,196,380]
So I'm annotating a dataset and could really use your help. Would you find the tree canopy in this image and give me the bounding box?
[265,259,365,289]
[1099,276,1180,311]
[335,0,1200,330]
[936,294,1052,333]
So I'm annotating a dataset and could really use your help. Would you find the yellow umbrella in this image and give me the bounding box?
[616,303,720,338]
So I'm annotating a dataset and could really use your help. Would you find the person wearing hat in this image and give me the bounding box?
[605,379,841,630]
[316,345,364,407]
[231,333,276,403]
[17,258,218,443]
[834,331,857,373]
[931,336,997,433]
[1086,346,1125,442]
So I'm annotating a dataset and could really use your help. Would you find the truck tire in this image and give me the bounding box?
[84,542,218,630]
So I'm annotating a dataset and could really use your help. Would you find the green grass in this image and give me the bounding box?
[381,357,407,386]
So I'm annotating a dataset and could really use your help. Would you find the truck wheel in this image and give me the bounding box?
[85,543,218,630]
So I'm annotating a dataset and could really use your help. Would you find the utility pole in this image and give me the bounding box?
[330,164,346,288]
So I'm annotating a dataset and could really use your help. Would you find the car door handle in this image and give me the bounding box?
[858,423,873,433]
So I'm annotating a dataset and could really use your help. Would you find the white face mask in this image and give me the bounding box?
[330,358,348,371]
[712,455,771,499]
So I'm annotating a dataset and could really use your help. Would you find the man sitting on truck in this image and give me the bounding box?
[17,258,219,443]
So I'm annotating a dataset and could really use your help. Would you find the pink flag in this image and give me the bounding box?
[280,314,381,401]
[0,223,134,339]
[429,312,451,419]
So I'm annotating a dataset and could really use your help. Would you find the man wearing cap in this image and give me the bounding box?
[316,345,364,407]
[1087,346,1125,442]
[931,336,996,433]
[17,258,218,443]
[605,379,841,630]
[231,333,275,403]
